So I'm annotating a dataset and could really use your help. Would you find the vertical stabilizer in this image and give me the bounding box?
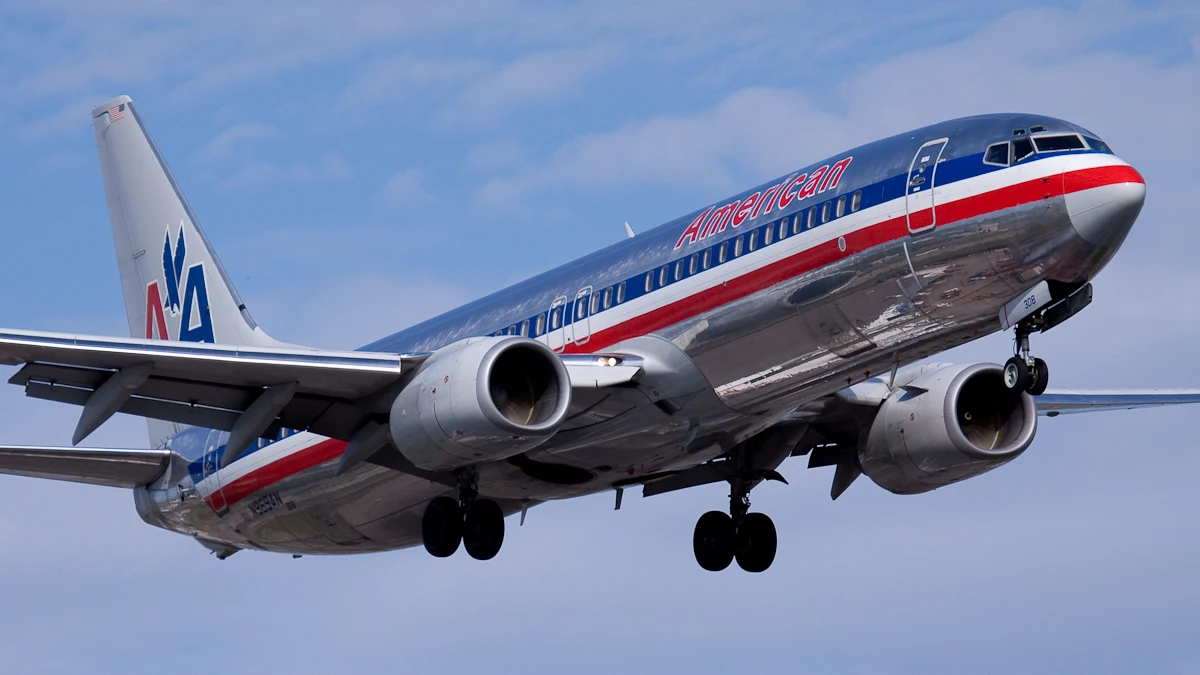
[91,96,292,445]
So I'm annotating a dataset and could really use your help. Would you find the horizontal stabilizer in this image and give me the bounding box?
[0,445,170,488]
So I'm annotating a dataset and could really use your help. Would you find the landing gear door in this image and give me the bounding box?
[905,138,948,234]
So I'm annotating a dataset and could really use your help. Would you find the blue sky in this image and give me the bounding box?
[1,1,1199,673]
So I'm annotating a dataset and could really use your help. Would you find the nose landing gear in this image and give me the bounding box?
[1004,321,1049,396]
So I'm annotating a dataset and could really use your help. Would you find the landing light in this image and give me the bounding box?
[596,357,621,367]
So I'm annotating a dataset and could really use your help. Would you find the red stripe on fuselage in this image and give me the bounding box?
[563,164,1144,355]
[207,163,1144,512]
[205,438,347,512]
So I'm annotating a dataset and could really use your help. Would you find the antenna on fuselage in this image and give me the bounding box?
[624,222,636,238]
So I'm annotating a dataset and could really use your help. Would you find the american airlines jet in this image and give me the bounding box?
[1,95,1196,573]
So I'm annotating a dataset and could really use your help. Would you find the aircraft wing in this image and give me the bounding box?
[1034,389,1200,416]
[0,328,424,445]
[0,445,171,488]
[0,329,645,458]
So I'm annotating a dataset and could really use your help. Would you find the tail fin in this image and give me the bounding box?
[91,96,291,446]
[91,95,284,348]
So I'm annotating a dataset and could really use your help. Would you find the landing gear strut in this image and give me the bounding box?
[1004,320,1049,396]
[693,468,778,573]
[421,468,505,560]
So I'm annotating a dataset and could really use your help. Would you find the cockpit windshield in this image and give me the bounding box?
[1033,134,1086,152]
[983,130,1113,167]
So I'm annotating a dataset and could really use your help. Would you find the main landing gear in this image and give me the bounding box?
[693,473,778,573]
[1003,320,1049,396]
[421,469,505,561]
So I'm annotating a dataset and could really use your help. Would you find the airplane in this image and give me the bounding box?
[1,94,1197,573]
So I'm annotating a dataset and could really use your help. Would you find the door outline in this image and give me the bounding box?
[905,138,949,234]
[546,296,567,353]
[572,286,593,346]
[201,430,229,515]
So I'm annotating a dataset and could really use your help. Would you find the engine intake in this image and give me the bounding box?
[858,362,1037,494]
[390,336,572,471]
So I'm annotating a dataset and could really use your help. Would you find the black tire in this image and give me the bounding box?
[463,499,505,561]
[422,496,462,558]
[1028,358,1050,396]
[693,511,735,572]
[1004,356,1032,393]
[735,512,777,573]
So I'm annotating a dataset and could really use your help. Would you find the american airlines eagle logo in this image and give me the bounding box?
[145,223,214,343]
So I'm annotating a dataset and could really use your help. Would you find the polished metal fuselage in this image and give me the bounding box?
[137,114,1131,555]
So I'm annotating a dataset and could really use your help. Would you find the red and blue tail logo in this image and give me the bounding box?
[145,223,214,342]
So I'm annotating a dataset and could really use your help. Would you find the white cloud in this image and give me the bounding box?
[197,122,280,162]
[445,46,616,123]
[378,168,430,208]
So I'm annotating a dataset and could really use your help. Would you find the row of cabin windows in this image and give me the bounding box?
[983,133,1112,167]
[642,189,862,294]
[492,188,865,340]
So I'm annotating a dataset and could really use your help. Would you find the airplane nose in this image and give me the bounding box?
[1063,158,1146,248]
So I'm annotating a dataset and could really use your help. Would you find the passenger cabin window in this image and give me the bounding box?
[807,207,816,229]
[836,195,846,218]
[702,248,712,270]
[535,313,546,336]
[644,272,654,292]
[576,300,587,320]
[550,307,562,330]
[748,230,759,252]
[1033,134,1085,153]
[851,190,862,212]
[616,281,626,303]
[719,241,729,263]
[674,260,684,281]
[590,292,600,315]
[821,201,831,223]
[602,287,612,309]
[733,236,744,257]
[1084,136,1112,154]
[792,214,802,235]
[1012,137,1035,162]
[689,253,698,275]
[984,142,1010,166]
[764,225,774,246]
[779,220,788,240]
[520,320,530,337]
[659,265,669,287]
[509,324,518,335]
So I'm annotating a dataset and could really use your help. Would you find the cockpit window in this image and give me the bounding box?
[1012,137,1035,162]
[983,142,1010,166]
[1033,134,1085,152]
[1030,125,1048,133]
[1084,136,1113,154]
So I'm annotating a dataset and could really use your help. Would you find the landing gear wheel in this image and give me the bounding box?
[463,499,505,561]
[1004,356,1032,393]
[1028,358,1050,396]
[422,496,462,558]
[734,513,777,573]
[693,511,735,572]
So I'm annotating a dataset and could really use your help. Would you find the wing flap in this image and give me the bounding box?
[0,445,171,488]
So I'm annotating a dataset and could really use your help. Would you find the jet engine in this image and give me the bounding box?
[858,363,1037,495]
[389,336,572,471]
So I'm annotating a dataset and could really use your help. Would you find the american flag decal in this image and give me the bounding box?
[109,104,125,122]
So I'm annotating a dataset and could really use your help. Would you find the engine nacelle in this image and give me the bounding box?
[858,362,1037,495]
[389,336,572,471]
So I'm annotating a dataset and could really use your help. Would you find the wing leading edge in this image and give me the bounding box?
[1034,389,1200,416]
